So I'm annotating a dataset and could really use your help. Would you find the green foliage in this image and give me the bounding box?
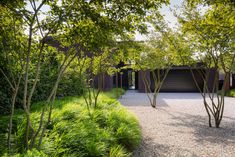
[0,79,11,114]
[2,149,48,157]
[41,92,140,156]
[132,30,182,72]
[1,90,140,156]
[218,89,235,97]
[104,88,126,99]
[0,47,86,114]
[107,109,141,150]
[179,1,235,70]
[0,113,25,156]
[19,149,48,157]
[177,0,235,128]
[0,4,25,114]
[0,0,168,153]
[186,0,235,7]
[58,70,85,97]
[0,133,7,155]
[109,145,130,157]
[226,89,235,97]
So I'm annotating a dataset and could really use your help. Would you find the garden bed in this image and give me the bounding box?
[0,89,140,157]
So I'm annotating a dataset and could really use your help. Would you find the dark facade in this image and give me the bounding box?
[94,66,232,93]
[232,74,235,88]
[94,73,113,91]
[138,68,217,93]
[157,69,203,92]
[138,70,149,92]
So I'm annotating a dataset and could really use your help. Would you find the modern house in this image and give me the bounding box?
[120,66,216,93]
[95,64,233,93]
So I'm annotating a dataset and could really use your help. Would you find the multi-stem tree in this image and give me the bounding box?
[178,0,235,127]
[1,0,170,152]
[81,47,121,113]
[133,33,176,108]
[0,4,26,152]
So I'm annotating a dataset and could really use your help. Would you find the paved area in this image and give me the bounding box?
[119,90,235,157]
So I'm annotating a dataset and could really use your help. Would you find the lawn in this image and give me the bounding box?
[0,88,140,157]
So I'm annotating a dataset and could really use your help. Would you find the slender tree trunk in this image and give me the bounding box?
[143,69,169,108]
[7,88,17,151]
[190,66,227,128]
[37,73,62,150]
[37,52,78,150]
[152,94,157,108]
[0,69,22,151]
[203,100,212,127]
[142,71,152,105]
[23,22,33,149]
[93,74,101,108]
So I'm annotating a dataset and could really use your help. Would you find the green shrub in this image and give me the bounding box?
[21,149,48,157]
[0,54,86,116]
[12,149,47,157]
[4,90,140,156]
[0,133,7,156]
[109,145,130,157]
[105,88,126,99]
[226,89,235,97]
[107,109,141,150]
[218,89,235,97]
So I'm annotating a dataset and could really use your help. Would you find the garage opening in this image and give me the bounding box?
[160,69,204,92]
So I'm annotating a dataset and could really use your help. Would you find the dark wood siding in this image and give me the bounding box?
[135,71,138,90]
[138,68,217,93]
[113,69,129,89]
[232,74,235,88]
[138,70,150,92]
[160,69,203,92]
[94,73,113,91]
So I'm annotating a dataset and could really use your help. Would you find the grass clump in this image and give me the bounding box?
[2,149,48,157]
[226,89,235,97]
[109,145,130,157]
[5,88,140,157]
[218,88,235,97]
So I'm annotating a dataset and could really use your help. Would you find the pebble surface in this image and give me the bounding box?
[119,90,235,157]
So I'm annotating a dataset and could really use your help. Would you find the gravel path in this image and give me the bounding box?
[119,90,235,157]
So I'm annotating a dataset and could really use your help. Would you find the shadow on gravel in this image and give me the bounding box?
[120,95,170,107]
[157,93,202,100]
[162,110,235,145]
[132,138,170,157]
[132,137,198,157]
[120,91,203,107]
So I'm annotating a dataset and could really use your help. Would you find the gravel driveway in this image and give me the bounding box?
[119,90,235,157]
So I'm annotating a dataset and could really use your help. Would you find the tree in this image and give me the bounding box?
[133,31,177,108]
[0,4,26,152]
[80,46,121,114]
[1,0,170,153]
[178,0,235,127]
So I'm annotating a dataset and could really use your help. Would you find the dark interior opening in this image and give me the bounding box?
[113,69,137,90]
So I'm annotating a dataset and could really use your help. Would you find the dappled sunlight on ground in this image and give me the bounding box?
[119,90,235,157]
